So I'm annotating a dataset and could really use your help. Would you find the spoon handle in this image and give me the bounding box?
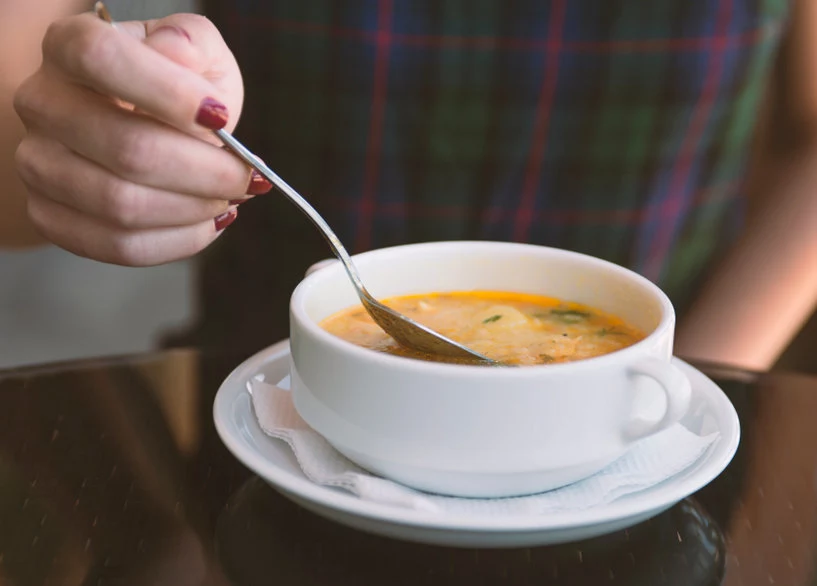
[212,131,367,292]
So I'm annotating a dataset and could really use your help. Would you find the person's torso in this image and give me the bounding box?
[187,0,789,351]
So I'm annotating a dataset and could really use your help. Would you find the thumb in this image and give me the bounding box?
[142,15,207,73]
[118,14,244,132]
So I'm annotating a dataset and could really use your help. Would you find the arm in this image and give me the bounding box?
[0,0,89,247]
[675,1,817,371]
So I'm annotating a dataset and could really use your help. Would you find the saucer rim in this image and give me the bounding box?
[213,340,740,532]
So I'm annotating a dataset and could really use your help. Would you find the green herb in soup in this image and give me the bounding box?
[320,291,645,366]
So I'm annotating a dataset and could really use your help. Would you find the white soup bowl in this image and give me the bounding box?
[288,241,691,498]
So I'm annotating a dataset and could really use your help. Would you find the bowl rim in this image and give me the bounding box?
[289,240,675,377]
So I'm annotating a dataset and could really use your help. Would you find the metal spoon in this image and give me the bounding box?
[94,2,498,365]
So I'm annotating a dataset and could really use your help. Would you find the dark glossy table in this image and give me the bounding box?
[1,348,816,586]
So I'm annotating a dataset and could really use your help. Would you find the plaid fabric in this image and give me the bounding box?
[186,0,788,350]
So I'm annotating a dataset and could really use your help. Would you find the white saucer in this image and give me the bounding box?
[214,340,740,548]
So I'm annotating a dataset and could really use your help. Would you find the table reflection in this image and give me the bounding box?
[215,477,725,586]
[0,350,815,585]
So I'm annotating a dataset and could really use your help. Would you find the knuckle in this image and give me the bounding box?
[41,18,72,61]
[13,76,45,125]
[26,194,51,236]
[108,233,147,267]
[213,157,248,193]
[14,140,37,185]
[100,178,143,229]
[111,131,156,176]
[14,139,52,193]
[211,167,235,193]
[63,22,118,81]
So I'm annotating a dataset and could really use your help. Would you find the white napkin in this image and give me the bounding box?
[249,375,719,515]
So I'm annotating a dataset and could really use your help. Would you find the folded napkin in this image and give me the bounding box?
[249,375,719,515]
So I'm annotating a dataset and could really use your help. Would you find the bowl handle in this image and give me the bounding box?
[305,258,340,277]
[624,357,692,441]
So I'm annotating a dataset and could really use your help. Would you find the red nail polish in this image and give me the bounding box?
[229,198,251,206]
[196,97,228,130]
[247,170,273,195]
[151,25,192,42]
[214,209,237,231]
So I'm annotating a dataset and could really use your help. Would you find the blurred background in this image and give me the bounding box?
[0,0,813,373]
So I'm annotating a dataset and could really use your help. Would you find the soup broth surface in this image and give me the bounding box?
[320,291,645,365]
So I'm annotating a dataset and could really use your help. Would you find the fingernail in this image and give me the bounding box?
[247,170,273,195]
[214,209,238,231]
[229,198,252,206]
[196,97,228,130]
[151,25,192,42]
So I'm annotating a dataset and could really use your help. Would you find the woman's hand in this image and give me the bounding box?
[13,12,269,265]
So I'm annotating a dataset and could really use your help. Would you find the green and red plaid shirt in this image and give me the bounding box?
[184,0,789,351]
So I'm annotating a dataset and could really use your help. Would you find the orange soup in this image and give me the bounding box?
[320,291,645,366]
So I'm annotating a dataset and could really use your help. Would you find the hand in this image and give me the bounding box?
[13,12,270,265]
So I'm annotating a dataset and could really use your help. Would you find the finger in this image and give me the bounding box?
[15,74,266,198]
[27,190,236,267]
[16,134,238,229]
[42,13,242,136]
